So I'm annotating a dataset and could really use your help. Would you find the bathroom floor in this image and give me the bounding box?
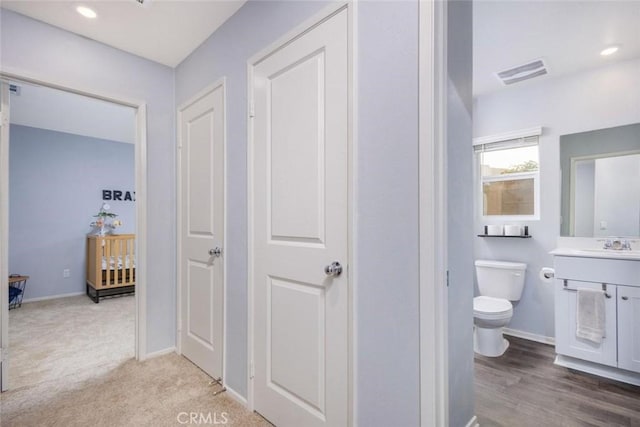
[475,336,640,426]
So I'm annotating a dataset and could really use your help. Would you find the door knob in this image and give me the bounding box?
[209,247,222,257]
[622,296,629,301]
[325,261,342,277]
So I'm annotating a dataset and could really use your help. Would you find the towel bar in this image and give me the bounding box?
[562,279,611,299]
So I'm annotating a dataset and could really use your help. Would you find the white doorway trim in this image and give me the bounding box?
[246,1,356,424]
[0,68,149,390]
[418,1,449,426]
[175,77,228,383]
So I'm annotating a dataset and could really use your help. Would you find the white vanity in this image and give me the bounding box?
[551,243,640,385]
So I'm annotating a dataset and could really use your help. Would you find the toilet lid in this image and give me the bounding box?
[474,296,512,315]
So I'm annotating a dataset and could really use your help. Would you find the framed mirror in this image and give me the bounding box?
[560,123,640,237]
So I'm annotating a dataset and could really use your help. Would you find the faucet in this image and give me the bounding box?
[601,238,633,250]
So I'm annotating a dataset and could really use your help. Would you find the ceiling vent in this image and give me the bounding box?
[495,59,548,86]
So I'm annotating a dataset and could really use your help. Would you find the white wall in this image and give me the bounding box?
[473,58,640,338]
[1,9,176,353]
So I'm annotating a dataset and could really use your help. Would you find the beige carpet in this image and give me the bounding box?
[1,295,271,426]
[7,294,135,390]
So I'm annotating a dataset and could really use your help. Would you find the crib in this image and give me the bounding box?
[86,234,136,303]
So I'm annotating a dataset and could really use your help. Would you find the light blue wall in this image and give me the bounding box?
[356,2,420,425]
[9,125,134,300]
[474,59,640,339]
[1,9,176,353]
[176,1,423,423]
[447,1,475,426]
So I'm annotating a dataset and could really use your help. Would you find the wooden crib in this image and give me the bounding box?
[86,234,136,303]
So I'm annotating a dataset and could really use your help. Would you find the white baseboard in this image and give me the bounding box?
[144,347,176,360]
[503,328,555,346]
[465,415,479,427]
[21,291,85,303]
[224,384,248,407]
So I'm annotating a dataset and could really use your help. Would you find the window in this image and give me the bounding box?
[474,132,540,219]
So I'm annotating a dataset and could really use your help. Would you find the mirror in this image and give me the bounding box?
[560,123,640,237]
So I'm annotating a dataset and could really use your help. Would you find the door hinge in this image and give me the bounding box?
[446,270,450,288]
[249,100,255,119]
[250,361,255,379]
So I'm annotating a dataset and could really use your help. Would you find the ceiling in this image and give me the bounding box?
[3,1,639,96]
[474,1,640,96]
[0,0,246,67]
[10,82,136,144]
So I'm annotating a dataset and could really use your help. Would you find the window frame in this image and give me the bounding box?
[474,127,542,221]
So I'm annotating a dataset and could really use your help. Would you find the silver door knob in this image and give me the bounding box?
[209,247,222,257]
[324,261,342,277]
[622,296,629,301]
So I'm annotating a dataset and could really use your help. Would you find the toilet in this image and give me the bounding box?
[474,260,527,357]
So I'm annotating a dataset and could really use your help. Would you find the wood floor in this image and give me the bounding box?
[475,336,640,427]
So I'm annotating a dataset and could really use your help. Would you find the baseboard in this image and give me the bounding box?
[503,328,555,346]
[224,384,248,407]
[144,347,176,360]
[21,291,85,303]
[465,415,479,427]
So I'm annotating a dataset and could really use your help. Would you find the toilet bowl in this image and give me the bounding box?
[474,260,526,357]
[473,296,513,357]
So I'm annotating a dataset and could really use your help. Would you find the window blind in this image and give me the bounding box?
[473,135,539,153]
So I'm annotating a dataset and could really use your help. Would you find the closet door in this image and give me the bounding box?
[178,81,225,381]
[250,7,349,427]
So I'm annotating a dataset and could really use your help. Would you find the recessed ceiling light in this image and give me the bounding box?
[600,45,620,56]
[76,6,97,19]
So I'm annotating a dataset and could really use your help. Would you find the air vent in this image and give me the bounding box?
[495,59,548,86]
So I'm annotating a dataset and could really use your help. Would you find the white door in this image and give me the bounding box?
[618,285,640,373]
[250,8,349,427]
[179,82,225,380]
[0,82,10,391]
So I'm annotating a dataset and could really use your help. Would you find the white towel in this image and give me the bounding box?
[576,288,606,344]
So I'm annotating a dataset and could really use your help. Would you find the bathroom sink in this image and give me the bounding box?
[550,247,640,261]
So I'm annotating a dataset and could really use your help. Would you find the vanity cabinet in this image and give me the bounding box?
[617,286,640,373]
[552,254,640,385]
[554,280,617,367]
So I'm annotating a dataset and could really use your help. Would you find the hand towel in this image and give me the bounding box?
[576,288,606,344]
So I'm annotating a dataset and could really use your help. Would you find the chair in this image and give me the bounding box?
[8,275,29,309]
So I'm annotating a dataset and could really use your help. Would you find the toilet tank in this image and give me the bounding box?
[475,260,527,301]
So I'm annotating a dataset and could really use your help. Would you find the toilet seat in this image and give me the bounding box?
[473,296,513,320]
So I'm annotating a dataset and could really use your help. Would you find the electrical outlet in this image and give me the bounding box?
[63,269,70,278]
